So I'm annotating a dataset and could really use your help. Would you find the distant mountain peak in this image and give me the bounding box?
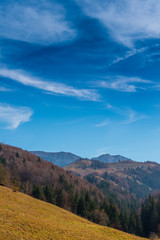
[31,151,80,167]
[91,153,132,163]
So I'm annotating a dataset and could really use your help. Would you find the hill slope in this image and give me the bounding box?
[31,151,80,167]
[64,159,160,199]
[0,186,146,240]
[0,143,103,211]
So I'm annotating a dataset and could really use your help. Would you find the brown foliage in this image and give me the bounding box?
[0,143,104,210]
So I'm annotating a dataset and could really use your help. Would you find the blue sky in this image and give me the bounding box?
[1,0,160,162]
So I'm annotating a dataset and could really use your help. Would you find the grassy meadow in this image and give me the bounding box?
[0,186,146,240]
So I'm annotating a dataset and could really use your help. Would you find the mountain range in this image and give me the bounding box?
[31,151,132,167]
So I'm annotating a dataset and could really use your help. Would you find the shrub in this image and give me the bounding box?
[12,186,19,192]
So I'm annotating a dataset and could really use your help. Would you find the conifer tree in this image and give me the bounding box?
[56,188,64,207]
[32,184,43,200]
[77,197,86,217]
[44,185,54,204]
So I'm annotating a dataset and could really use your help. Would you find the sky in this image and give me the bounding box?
[1,0,160,162]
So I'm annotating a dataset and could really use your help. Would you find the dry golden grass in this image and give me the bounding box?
[0,186,146,240]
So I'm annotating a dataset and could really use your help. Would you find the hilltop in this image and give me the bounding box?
[91,154,132,163]
[0,185,146,240]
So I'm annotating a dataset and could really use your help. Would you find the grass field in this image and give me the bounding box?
[0,186,146,240]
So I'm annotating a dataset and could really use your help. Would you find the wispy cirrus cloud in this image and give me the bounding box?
[0,86,12,92]
[75,0,160,47]
[111,47,147,65]
[0,1,76,45]
[96,76,152,92]
[95,104,146,128]
[0,103,33,129]
[0,68,100,101]
[123,109,147,124]
[106,104,147,124]
[95,119,109,127]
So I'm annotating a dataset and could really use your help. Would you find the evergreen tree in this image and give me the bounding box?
[119,211,128,232]
[77,196,86,217]
[32,184,43,200]
[85,191,91,211]
[108,198,119,225]
[0,156,7,166]
[56,188,64,207]
[141,194,158,237]
[16,152,20,158]
[157,195,160,224]
[128,210,137,234]
[135,214,143,236]
[101,200,109,214]
[44,185,54,204]
[71,192,79,213]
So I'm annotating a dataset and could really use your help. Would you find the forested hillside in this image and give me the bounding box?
[1,143,160,238]
[0,144,109,224]
[65,159,160,200]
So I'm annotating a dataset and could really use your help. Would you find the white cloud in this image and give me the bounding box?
[97,76,152,92]
[0,1,76,45]
[94,105,146,128]
[75,0,160,47]
[106,104,147,124]
[111,47,147,65]
[95,119,109,127]
[0,68,100,101]
[123,109,147,124]
[0,103,33,129]
[0,86,12,92]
